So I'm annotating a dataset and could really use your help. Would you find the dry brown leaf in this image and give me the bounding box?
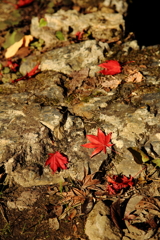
[110,199,126,229]
[125,72,143,83]
[53,205,63,217]
[58,187,88,206]
[81,173,101,190]
[81,197,94,214]
[101,78,121,89]
[68,208,77,220]
[14,46,31,58]
[5,35,33,58]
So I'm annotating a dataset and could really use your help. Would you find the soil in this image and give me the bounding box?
[0,1,160,240]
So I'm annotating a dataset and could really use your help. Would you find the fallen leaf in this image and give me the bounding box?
[151,158,160,167]
[2,31,24,49]
[6,60,19,72]
[110,199,126,229]
[81,172,100,190]
[75,31,84,40]
[45,151,68,173]
[101,76,121,89]
[68,208,77,220]
[59,187,88,208]
[5,35,33,58]
[16,0,35,8]
[125,72,143,83]
[106,174,135,195]
[81,128,113,157]
[12,64,40,83]
[39,18,47,27]
[98,60,121,75]
[55,31,65,40]
[14,46,31,58]
[128,147,150,164]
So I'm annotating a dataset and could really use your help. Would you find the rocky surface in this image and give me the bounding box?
[85,201,121,240]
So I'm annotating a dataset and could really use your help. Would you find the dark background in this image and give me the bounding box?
[125,0,160,46]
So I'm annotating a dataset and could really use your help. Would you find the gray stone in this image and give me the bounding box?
[20,40,109,76]
[39,40,109,75]
[85,201,121,240]
[49,218,59,230]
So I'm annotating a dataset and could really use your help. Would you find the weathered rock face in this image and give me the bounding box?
[1,1,160,190]
[20,40,109,76]
[85,201,121,240]
[30,9,125,47]
[1,64,160,187]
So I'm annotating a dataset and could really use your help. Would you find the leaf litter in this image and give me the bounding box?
[42,128,160,239]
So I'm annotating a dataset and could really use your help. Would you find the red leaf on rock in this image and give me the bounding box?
[16,0,35,8]
[12,64,40,83]
[81,128,113,157]
[45,151,68,173]
[98,60,121,75]
[106,175,134,195]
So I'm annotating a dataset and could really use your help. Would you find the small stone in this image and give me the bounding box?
[49,218,59,230]
[85,201,121,240]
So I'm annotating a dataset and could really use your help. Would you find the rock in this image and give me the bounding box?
[31,9,124,47]
[40,40,109,75]
[122,40,140,55]
[49,218,59,230]
[10,168,65,187]
[85,201,121,240]
[20,40,109,76]
[103,0,128,14]
[72,95,114,119]
[144,133,160,157]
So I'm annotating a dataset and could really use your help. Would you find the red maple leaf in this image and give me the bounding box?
[45,151,68,173]
[81,128,113,157]
[98,60,121,75]
[16,0,35,8]
[106,175,134,195]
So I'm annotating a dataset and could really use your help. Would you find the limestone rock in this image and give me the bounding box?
[31,9,124,47]
[20,40,109,76]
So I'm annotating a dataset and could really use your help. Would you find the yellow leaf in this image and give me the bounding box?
[5,35,33,58]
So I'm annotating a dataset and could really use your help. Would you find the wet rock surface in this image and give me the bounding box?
[0,1,160,240]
